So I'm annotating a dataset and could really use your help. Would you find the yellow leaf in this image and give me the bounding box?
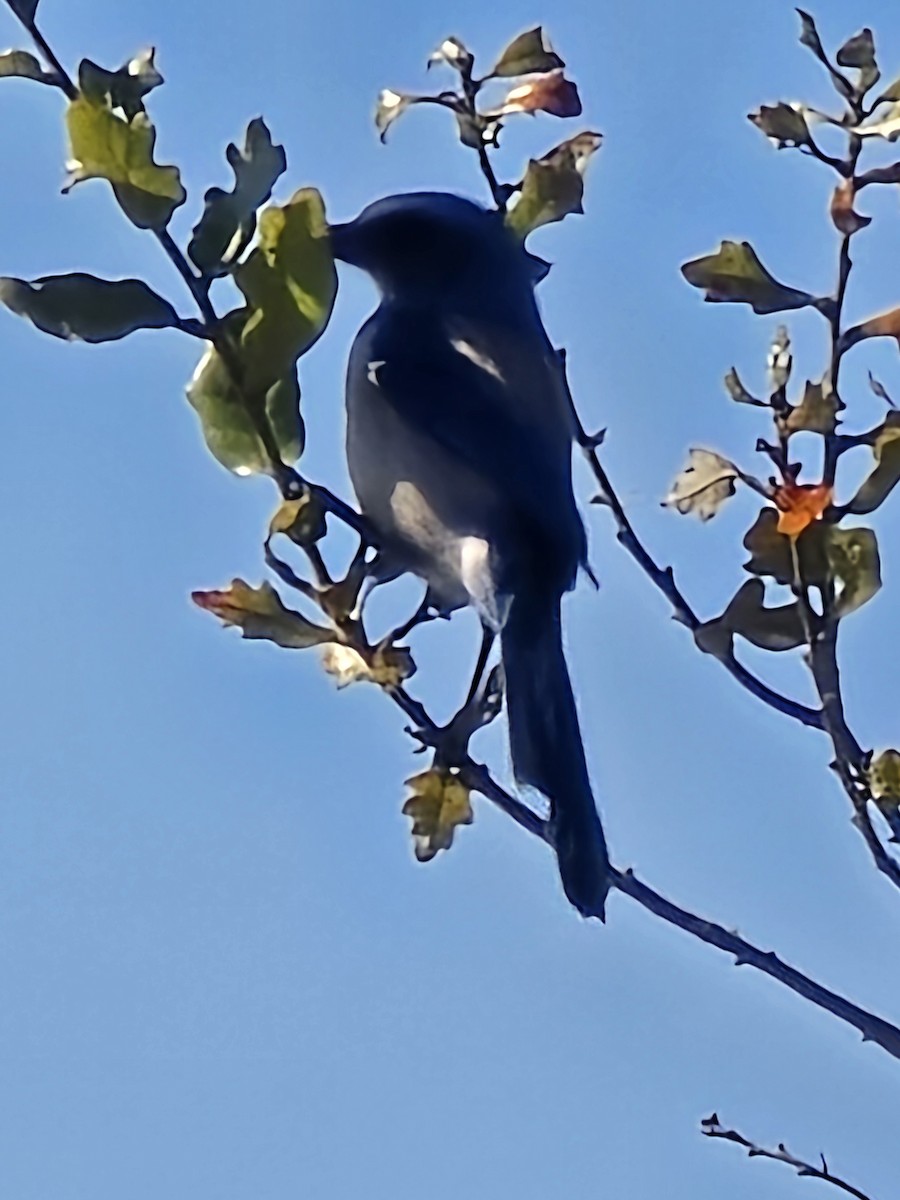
[65,95,185,229]
[321,643,415,688]
[268,493,326,546]
[868,749,900,808]
[403,769,474,861]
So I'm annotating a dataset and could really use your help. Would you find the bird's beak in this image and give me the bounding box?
[328,220,362,266]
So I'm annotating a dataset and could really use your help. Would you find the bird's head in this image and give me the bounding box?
[329,192,547,298]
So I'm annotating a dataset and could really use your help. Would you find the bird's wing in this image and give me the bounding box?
[361,305,585,582]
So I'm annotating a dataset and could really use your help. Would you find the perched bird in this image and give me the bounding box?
[330,192,609,917]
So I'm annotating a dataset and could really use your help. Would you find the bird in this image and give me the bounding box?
[329,192,610,918]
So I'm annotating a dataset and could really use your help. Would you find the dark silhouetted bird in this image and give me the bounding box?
[330,192,609,917]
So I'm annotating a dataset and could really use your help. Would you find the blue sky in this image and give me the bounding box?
[2,1,900,1197]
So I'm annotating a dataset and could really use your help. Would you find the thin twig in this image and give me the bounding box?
[554,357,824,732]
[701,1116,877,1200]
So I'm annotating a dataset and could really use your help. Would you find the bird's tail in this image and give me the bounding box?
[501,589,610,918]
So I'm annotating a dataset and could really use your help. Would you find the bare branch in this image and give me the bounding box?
[702,1115,877,1200]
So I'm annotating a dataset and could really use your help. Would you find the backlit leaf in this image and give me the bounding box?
[784,377,842,435]
[427,37,473,74]
[488,27,564,78]
[830,180,871,235]
[321,643,414,688]
[78,48,163,120]
[749,103,811,146]
[695,579,805,657]
[827,527,881,616]
[836,27,879,93]
[505,130,601,237]
[841,307,900,352]
[724,366,765,407]
[663,449,739,521]
[743,507,830,585]
[488,70,581,118]
[403,768,473,861]
[188,117,286,276]
[186,324,303,474]
[0,273,178,341]
[235,187,338,395]
[846,412,900,514]
[268,494,326,547]
[375,89,416,141]
[65,94,185,229]
[681,241,815,314]
[192,580,334,648]
[850,102,900,141]
[868,750,900,806]
[774,482,832,537]
[0,49,57,84]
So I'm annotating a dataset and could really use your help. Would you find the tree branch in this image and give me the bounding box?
[701,1115,877,1200]
[383,677,900,1061]
[788,114,900,893]
[554,357,825,732]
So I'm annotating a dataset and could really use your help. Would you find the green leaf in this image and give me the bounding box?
[65,95,185,229]
[724,366,765,407]
[0,49,56,84]
[505,131,601,238]
[0,273,178,342]
[796,9,825,58]
[192,580,334,648]
[784,377,842,435]
[681,241,815,314]
[663,448,739,521]
[749,103,811,146]
[186,313,303,475]
[742,507,830,585]
[77,49,163,120]
[188,117,286,276]
[488,27,564,77]
[454,110,501,150]
[846,412,900,514]
[695,579,805,657]
[875,77,900,104]
[828,527,881,616]
[836,28,879,94]
[268,494,327,547]
[234,187,337,396]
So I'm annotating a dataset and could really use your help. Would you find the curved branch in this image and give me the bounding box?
[384,682,900,1063]
[702,1116,877,1200]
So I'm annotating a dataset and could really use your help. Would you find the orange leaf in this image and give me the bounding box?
[491,70,582,118]
[829,181,871,235]
[774,482,833,537]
